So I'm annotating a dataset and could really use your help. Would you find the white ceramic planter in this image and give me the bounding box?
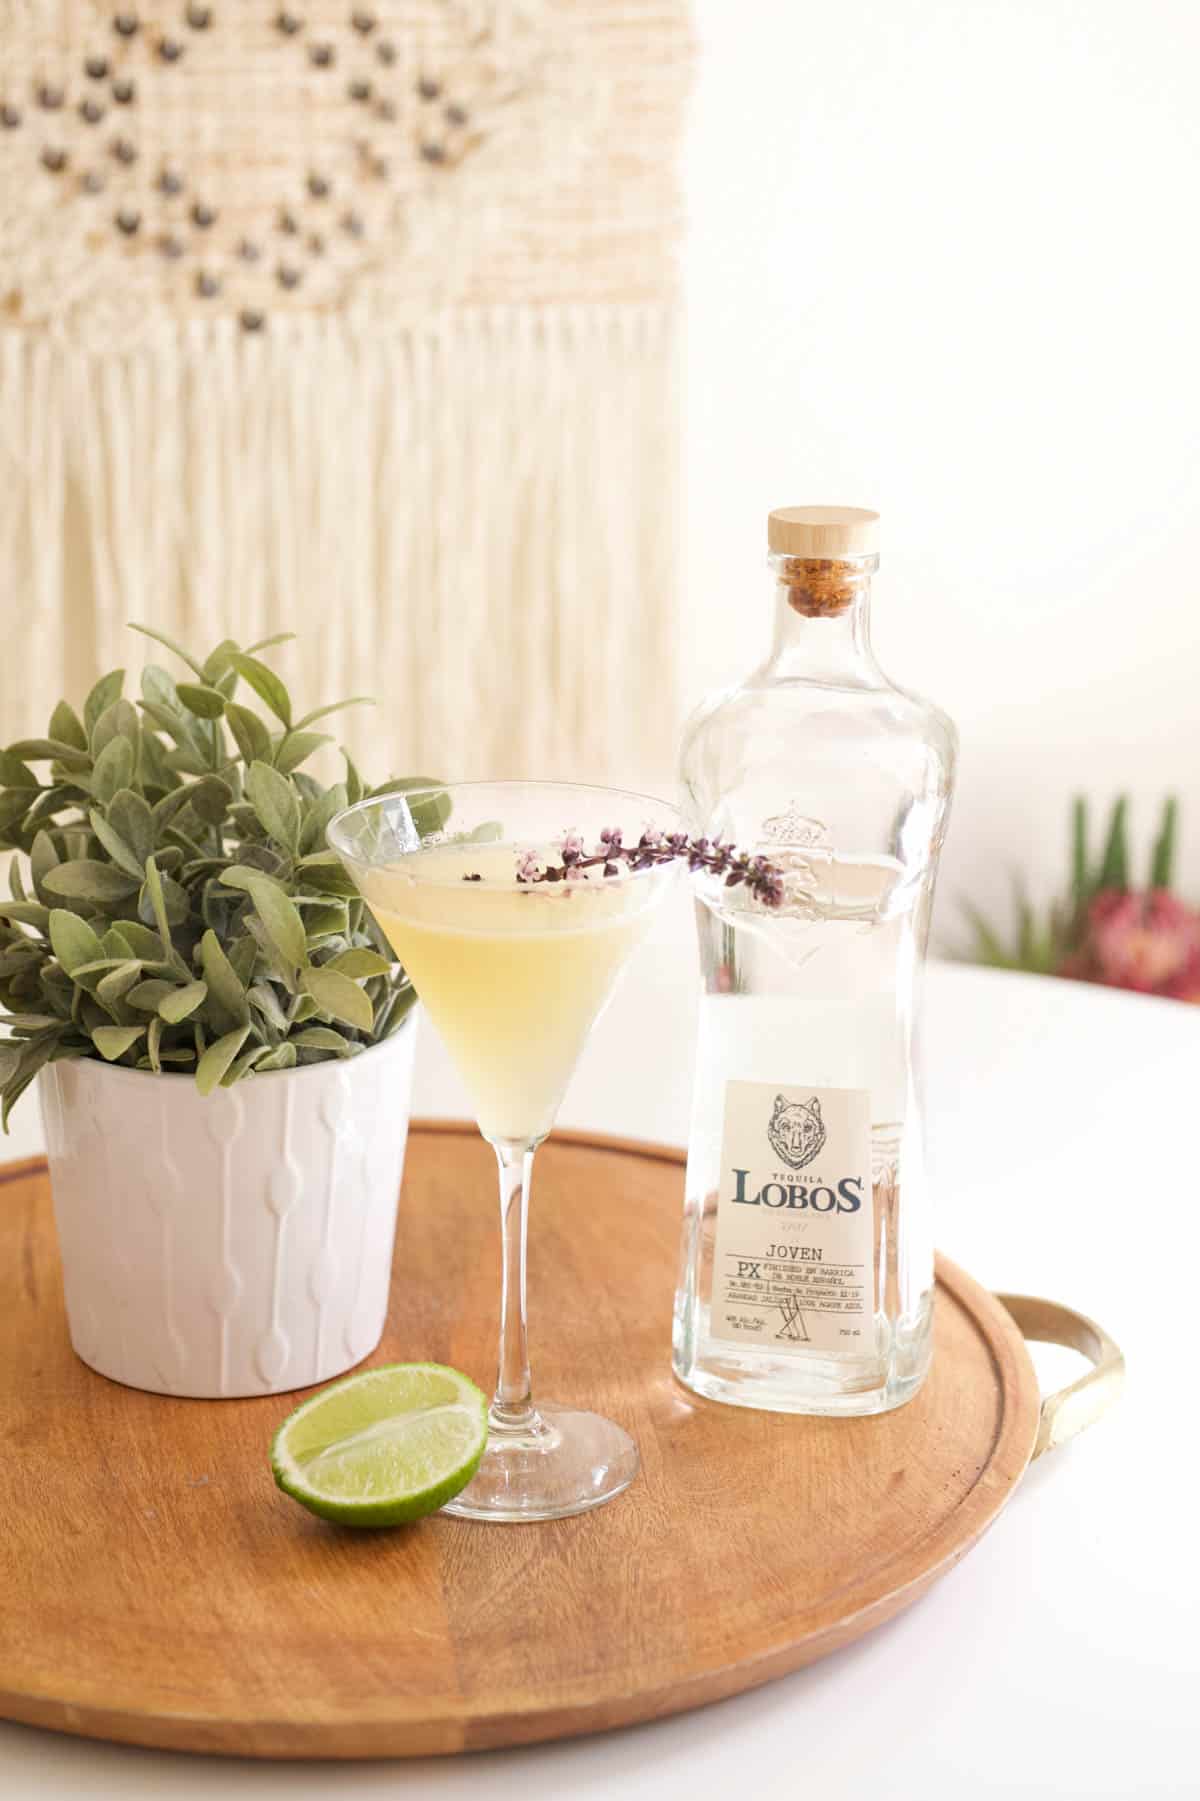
[38,1019,417,1398]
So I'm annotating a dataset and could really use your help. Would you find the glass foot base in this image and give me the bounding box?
[443,1405,638,1523]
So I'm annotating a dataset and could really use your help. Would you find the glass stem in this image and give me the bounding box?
[489,1139,537,1432]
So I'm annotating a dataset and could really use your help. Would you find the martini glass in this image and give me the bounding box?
[328,782,680,1522]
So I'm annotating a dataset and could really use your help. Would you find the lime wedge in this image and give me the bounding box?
[270,1362,488,1527]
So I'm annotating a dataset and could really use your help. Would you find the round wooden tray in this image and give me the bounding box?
[0,1123,1122,1759]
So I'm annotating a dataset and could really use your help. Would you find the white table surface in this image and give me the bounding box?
[3,891,1196,1799]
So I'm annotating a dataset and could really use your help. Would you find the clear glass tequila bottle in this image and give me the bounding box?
[673,507,957,1415]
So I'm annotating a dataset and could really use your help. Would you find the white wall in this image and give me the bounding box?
[683,0,1200,936]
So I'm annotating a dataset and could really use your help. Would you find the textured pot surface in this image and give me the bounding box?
[38,1022,416,1398]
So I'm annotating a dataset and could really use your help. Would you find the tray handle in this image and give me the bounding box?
[997,1293,1125,1461]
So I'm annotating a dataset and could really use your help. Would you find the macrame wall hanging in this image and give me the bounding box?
[0,1,692,785]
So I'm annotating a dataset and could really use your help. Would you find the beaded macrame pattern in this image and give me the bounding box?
[0,1,692,783]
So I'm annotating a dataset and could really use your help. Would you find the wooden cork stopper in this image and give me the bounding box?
[768,506,879,617]
[767,506,879,557]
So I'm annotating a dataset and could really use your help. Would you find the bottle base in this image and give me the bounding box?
[666,1347,929,1411]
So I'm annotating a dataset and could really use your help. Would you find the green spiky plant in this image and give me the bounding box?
[959,794,1180,973]
[0,625,445,1128]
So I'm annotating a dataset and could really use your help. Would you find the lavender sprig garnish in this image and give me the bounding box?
[463,828,786,908]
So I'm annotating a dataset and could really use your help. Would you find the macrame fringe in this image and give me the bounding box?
[0,305,680,788]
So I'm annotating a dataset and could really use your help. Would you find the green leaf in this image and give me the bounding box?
[142,855,188,971]
[294,696,374,731]
[186,775,234,825]
[22,785,77,830]
[222,1044,274,1084]
[91,1024,145,1062]
[249,883,307,971]
[137,730,178,796]
[129,623,206,680]
[195,1025,252,1096]
[176,682,227,720]
[298,899,349,940]
[1150,796,1178,891]
[292,1026,353,1054]
[147,1014,163,1073]
[87,808,144,878]
[273,731,332,776]
[2,1032,61,1131]
[376,984,417,1038]
[1097,796,1129,893]
[0,748,38,787]
[91,735,135,807]
[158,980,208,1023]
[0,900,51,931]
[296,854,360,899]
[1014,879,1035,968]
[96,960,144,1007]
[253,1041,297,1073]
[242,917,297,993]
[202,639,242,683]
[141,664,182,711]
[199,929,250,1031]
[244,632,296,656]
[30,829,59,902]
[224,702,273,766]
[128,979,178,1011]
[219,863,289,896]
[245,760,301,855]
[113,919,166,960]
[228,934,258,988]
[231,654,291,728]
[108,789,156,866]
[220,866,307,971]
[7,738,92,771]
[48,909,105,974]
[0,791,32,835]
[139,701,197,751]
[47,702,88,753]
[369,777,450,839]
[298,783,349,857]
[341,748,364,806]
[90,698,139,755]
[152,787,197,833]
[83,670,125,736]
[1070,795,1089,912]
[163,747,210,778]
[43,860,140,904]
[158,874,191,926]
[301,964,373,1032]
[248,982,288,1032]
[327,947,392,978]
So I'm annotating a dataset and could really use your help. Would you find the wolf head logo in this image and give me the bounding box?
[767,1094,826,1171]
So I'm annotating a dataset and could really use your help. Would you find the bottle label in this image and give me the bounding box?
[710,1081,873,1352]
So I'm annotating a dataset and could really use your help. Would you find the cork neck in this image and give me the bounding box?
[764,553,880,683]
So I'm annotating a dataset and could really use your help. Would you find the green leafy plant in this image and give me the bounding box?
[0,626,445,1127]
[960,795,1186,980]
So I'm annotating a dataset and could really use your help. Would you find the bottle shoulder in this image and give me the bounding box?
[678,673,957,851]
[681,673,957,764]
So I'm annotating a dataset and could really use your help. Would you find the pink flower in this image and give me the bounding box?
[1078,889,1200,995]
[515,850,541,883]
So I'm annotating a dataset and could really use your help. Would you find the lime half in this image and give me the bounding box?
[271,1362,488,1527]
